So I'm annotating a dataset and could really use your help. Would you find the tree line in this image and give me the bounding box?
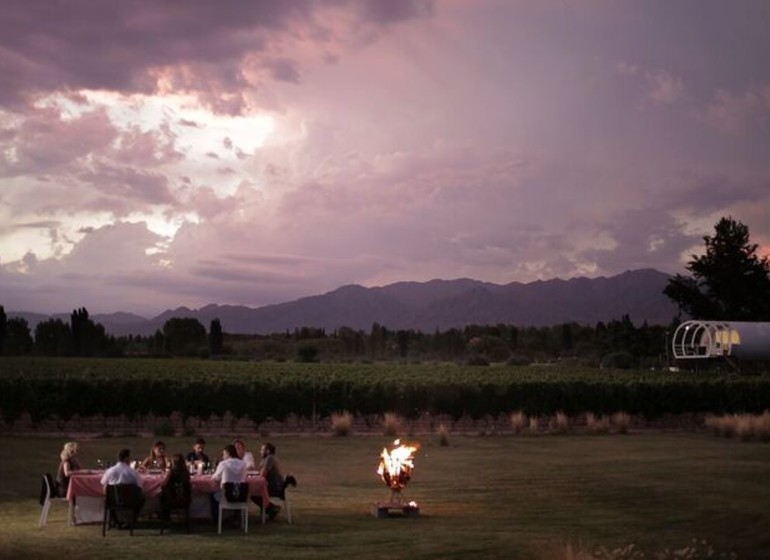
[2,216,768,369]
[0,304,670,368]
[0,309,224,360]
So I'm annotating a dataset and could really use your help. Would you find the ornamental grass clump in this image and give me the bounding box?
[383,412,401,437]
[735,415,754,441]
[510,411,528,434]
[704,414,735,438]
[586,413,610,434]
[705,411,770,441]
[331,410,353,436]
[550,411,571,434]
[755,410,770,441]
[612,412,631,434]
[437,423,450,446]
[528,416,540,434]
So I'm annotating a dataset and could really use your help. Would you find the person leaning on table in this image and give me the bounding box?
[56,441,82,497]
[100,448,145,527]
[186,437,210,467]
[209,444,247,522]
[142,440,170,470]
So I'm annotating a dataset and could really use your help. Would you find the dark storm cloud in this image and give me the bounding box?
[668,174,770,214]
[0,0,433,108]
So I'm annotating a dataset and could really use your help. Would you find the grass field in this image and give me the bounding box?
[1,433,769,559]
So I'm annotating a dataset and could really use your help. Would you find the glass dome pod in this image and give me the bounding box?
[672,321,770,360]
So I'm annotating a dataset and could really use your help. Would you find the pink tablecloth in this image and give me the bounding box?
[66,471,269,524]
[67,472,164,501]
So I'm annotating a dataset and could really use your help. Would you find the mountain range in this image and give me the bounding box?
[7,268,678,336]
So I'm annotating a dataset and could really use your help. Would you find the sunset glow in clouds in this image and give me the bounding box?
[1,0,769,315]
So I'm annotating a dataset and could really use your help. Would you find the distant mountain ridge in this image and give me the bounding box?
[9,268,678,336]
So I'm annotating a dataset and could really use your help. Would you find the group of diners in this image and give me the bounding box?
[57,437,286,525]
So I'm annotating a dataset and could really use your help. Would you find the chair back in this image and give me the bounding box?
[162,479,191,509]
[106,483,144,508]
[40,473,55,506]
[223,481,249,503]
[279,474,297,499]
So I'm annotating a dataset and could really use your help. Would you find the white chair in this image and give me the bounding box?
[218,482,250,535]
[39,473,68,528]
[268,474,296,524]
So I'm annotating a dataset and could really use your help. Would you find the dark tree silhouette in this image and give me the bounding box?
[5,317,33,355]
[0,305,6,355]
[209,318,224,355]
[664,217,770,321]
[34,318,73,356]
[70,307,112,356]
[163,317,207,356]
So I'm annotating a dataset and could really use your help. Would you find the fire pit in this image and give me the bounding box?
[373,439,420,518]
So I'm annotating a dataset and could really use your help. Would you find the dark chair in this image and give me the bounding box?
[102,484,144,537]
[159,479,191,534]
[219,482,250,535]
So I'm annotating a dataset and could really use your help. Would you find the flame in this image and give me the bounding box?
[377,439,419,490]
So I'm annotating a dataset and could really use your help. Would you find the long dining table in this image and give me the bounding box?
[66,470,270,525]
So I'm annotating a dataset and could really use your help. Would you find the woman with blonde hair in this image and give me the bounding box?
[56,441,82,497]
[142,440,170,469]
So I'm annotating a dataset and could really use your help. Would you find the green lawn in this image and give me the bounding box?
[1,433,769,559]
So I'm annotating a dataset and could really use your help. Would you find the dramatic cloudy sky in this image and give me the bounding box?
[1,0,769,316]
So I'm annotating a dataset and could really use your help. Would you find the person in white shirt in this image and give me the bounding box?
[101,448,143,487]
[233,438,256,470]
[100,448,144,528]
[210,444,247,522]
[212,444,247,484]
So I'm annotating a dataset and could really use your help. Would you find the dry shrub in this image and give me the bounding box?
[383,412,401,437]
[550,411,571,434]
[510,411,528,434]
[612,412,631,434]
[331,410,353,436]
[437,423,450,446]
[586,412,610,434]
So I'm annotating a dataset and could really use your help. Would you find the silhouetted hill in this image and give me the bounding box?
[8,268,678,336]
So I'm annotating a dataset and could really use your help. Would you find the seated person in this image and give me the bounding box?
[210,444,246,521]
[185,437,210,468]
[257,442,284,520]
[141,440,170,470]
[160,453,191,520]
[100,449,145,527]
[56,441,82,497]
[233,438,256,470]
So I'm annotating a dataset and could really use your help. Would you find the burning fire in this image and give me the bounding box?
[377,439,419,491]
